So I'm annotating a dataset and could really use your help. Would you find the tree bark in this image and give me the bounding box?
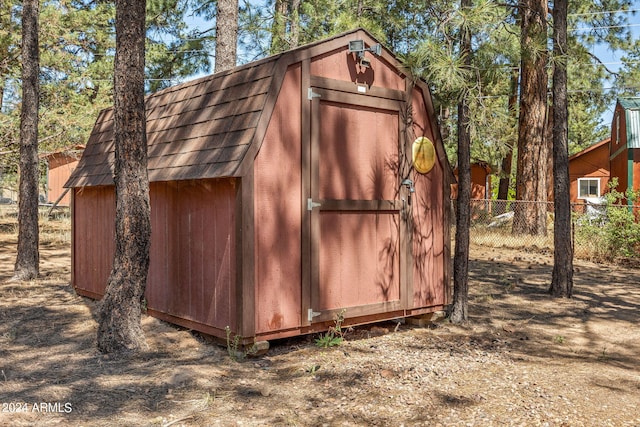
[270,0,300,54]
[449,0,472,324]
[270,0,288,53]
[13,0,40,281]
[496,68,519,206]
[96,0,151,354]
[513,0,549,236]
[214,0,238,72]
[550,0,573,297]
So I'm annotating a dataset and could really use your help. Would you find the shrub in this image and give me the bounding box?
[575,179,640,262]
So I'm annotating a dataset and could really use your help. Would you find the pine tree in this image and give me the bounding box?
[550,0,573,297]
[12,0,40,281]
[513,0,549,236]
[214,0,238,72]
[449,0,473,323]
[96,0,151,354]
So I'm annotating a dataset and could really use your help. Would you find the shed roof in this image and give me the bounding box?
[66,28,448,188]
[618,97,640,149]
[66,55,283,187]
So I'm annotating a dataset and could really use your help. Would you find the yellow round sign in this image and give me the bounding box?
[412,136,436,174]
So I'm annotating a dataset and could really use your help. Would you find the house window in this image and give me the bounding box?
[578,178,600,199]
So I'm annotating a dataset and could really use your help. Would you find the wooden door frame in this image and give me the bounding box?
[301,77,412,325]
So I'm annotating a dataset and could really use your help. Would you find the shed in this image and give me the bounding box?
[66,29,454,344]
[611,98,640,198]
[452,161,492,200]
[43,146,83,207]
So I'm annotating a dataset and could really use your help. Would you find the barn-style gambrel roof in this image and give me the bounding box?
[66,28,450,188]
[66,56,283,187]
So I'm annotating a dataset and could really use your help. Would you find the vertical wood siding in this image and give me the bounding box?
[72,186,116,298]
[147,179,237,331]
[409,86,447,308]
[73,179,237,332]
[47,155,78,206]
[310,48,405,92]
[318,211,400,310]
[253,64,303,334]
[568,141,610,203]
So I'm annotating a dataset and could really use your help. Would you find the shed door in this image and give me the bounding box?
[307,87,406,324]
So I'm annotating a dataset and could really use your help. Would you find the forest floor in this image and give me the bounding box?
[1,217,640,426]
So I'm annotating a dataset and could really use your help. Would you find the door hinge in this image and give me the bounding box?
[308,308,321,322]
[307,198,321,211]
[307,88,321,100]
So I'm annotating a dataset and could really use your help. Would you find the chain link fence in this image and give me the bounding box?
[452,199,640,263]
[0,204,71,243]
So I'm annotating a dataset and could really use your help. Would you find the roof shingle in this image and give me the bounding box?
[66,59,280,188]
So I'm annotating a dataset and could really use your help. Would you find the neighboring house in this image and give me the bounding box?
[610,97,640,198]
[43,146,83,206]
[451,161,492,200]
[568,97,640,208]
[568,138,610,204]
[65,29,454,344]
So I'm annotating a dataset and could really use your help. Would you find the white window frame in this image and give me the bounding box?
[577,178,601,199]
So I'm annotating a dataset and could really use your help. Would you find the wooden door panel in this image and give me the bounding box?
[308,88,404,323]
[317,211,400,312]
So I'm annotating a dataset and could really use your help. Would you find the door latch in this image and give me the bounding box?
[307,198,322,211]
[401,179,415,206]
[307,88,321,100]
[308,308,321,322]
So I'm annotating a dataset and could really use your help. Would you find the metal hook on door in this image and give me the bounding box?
[401,179,415,206]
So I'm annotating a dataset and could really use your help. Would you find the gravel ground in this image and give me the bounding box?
[1,229,639,426]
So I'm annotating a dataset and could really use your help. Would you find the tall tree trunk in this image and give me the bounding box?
[271,0,300,53]
[96,0,151,354]
[513,0,548,236]
[214,0,238,72]
[497,68,519,205]
[550,0,573,297]
[289,0,300,48]
[13,0,40,281]
[449,0,472,324]
[271,0,288,53]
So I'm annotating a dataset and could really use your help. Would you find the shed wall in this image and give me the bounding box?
[48,155,78,206]
[72,186,116,298]
[253,64,303,334]
[147,179,237,331]
[410,85,447,309]
[310,49,404,92]
[73,179,238,332]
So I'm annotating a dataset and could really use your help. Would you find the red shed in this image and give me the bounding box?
[43,146,83,207]
[66,29,453,344]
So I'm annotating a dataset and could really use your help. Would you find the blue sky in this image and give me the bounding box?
[183,1,640,128]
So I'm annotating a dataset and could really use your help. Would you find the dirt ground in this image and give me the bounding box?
[1,221,640,426]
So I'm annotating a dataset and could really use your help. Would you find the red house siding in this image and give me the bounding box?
[72,186,115,299]
[568,139,610,204]
[146,179,237,333]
